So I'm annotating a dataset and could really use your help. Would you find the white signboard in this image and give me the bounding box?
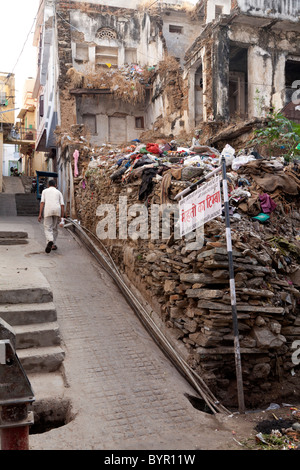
[179,176,222,237]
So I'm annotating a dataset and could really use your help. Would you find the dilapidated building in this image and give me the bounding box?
[33,0,300,205]
[185,0,300,129]
[30,0,300,409]
[33,0,200,202]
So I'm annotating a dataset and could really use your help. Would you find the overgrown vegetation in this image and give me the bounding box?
[250,110,300,161]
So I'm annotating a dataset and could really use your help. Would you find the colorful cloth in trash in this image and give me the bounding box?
[259,193,277,213]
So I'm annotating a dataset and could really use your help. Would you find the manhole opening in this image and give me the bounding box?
[29,399,74,435]
[184,393,214,414]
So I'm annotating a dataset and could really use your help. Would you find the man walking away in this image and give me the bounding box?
[38,179,65,253]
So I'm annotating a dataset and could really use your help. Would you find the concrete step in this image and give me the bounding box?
[0,231,28,245]
[14,322,61,349]
[0,239,28,245]
[0,302,57,325]
[2,176,25,194]
[18,346,65,373]
[0,287,53,304]
[0,231,28,238]
[28,371,67,402]
[0,194,17,216]
[0,268,54,305]
[15,193,40,216]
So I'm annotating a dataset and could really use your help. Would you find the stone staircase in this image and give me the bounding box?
[1,175,40,217]
[0,232,66,424]
[0,230,28,245]
[15,193,40,216]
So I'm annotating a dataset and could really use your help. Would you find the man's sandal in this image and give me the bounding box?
[45,241,53,253]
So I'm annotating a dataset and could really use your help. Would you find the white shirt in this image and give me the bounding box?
[41,187,64,217]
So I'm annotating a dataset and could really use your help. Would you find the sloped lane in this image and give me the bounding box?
[4,218,239,450]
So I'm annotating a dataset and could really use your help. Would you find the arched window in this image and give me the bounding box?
[96,27,117,40]
[95,28,118,67]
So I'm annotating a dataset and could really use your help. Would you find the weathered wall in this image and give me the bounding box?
[76,94,147,144]
[237,0,300,20]
[56,1,190,141]
[161,10,201,66]
[206,0,231,23]
[72,152,300,409]
[185,12,300,125]
[230,22,300,117]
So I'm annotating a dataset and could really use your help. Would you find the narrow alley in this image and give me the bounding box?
[0,177,251,452]
[1,0,300,455]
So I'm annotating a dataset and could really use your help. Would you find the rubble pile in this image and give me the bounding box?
[66,64,154,105]
[72,134,300,408]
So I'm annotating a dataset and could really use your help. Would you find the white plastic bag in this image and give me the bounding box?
[231,155,256,171]
[220,144,235,166]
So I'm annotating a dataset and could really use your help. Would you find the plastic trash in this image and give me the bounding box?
[252,213,270,223]
[220,144,235,166]
[231,155,256,171]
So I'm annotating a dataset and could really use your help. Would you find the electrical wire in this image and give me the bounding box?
[56,10,82,33]
[11,16,37,75]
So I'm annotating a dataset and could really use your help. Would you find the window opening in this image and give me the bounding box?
[215,5,224,18]
[125,48,137,65]
[135,116,144,129]
[169,25,183,34]
[229,46,248,118]
[0,91,7,106]
[39,95,44,117]
[285,59,300,104]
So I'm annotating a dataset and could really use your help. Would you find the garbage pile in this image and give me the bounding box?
[254,405,300,450]
[73,135,300,408]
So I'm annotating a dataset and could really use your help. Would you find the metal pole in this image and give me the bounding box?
[1,426,29,451]
[221,156,245,414]
[1,404,30,450]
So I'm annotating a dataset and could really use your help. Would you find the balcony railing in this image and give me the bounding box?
[10,127,38,141]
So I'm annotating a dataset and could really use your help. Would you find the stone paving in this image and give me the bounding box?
[0,200,241,451]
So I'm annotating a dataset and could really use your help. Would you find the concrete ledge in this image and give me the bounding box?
[0,268,53,304]
[0,231,28,238]
[0,302,57,325]
[14,322,61,349]
[18,346,65,373]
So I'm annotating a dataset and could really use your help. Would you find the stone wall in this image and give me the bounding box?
[73,152,300,409]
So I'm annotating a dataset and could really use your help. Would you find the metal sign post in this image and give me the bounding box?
[175,158,245,414]
[221,156,245,414]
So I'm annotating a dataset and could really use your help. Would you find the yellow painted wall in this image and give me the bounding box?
[0,73,15,126]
